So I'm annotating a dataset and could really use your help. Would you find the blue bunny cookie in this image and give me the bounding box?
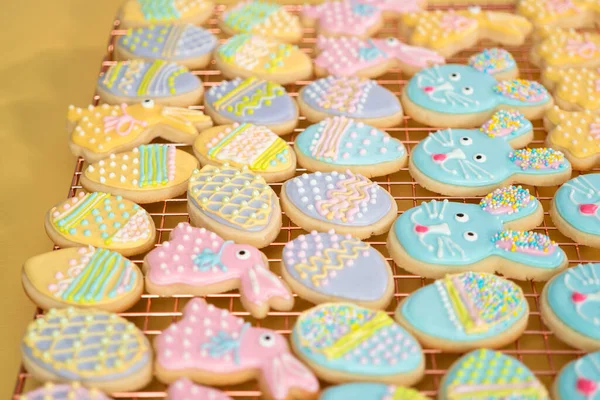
[386,186,568,281]
[320,383,430,400]
[401,64,553,128]
[395,271,528,353]
[409,110,572,196]
[554,351,600,399]
[541,263,600,351]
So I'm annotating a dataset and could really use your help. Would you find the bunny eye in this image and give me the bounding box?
[463,231,478,241]
[386,37,399,47]
[455,213,469,222]
[142,99,155,108]
[473,154,487,163]
[236,249,251,260]
[462,86,474,95]
[460,137,472,146]
[449,72,461,81]
[259,333,275,347]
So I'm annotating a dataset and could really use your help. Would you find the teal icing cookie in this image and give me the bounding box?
[554,351,600,400]
[320,383,429,400]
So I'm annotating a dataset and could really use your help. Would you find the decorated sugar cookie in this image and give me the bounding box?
[320,383,429,400]
[281,230,394,308]
[154,298,320,399]
[517,0,600,29]
[81,145,198,203]
[187,164,281,248]
[144,222,293,319]
[294,116,407,177]
[115,24,217,69]
[292,303,424,385]
[118,0,214,29]
[550,174,600,248]
[554,351,600,399]
[531,27,600,70]
[215,34,312,85]
[395,271,528,352]
[97,60,204,107]
[439,349,549,399]
[220,1,302,43]
[168,378,232,400]
[281,171,397,240]
[20,383,112,400]
[542,263,600,351]
[543,67,600,113]
[22,246,142,312]
[387,187,568,281]
[298,76,403,128]
[314,36,445,78]
[45,192,156,256]
[468,48,518,80]
[21,308,152,392]
[409,110,571,196]
[204,77,298,135]
[402,64,553,128]
[67,101,213,163]
[400,8,532,58]
[302,0,424,38]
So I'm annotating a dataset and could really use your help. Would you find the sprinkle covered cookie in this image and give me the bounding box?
[320,383,429,400]
[468,48,518,81]
[118,0,214,29]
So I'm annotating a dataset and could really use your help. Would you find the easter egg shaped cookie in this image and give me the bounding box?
[215,34,313,85]
[118,0,214,29]
[20,383,112,400]
[294,116,407,177]
[187,164,281,248]
[45,192,156,256]
[115,24,217,69]
[281,230,394,308]
[193,123,296,183]
[97,60,204,107]
[22,246,143,312]
[320,383,430,400]
[21,308,152,392]
[292,303,425,385]
[204,77,298,135]
[81,145,198,203]
[554,351,600,400]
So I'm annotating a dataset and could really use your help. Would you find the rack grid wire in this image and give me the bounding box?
[12,2,600,399]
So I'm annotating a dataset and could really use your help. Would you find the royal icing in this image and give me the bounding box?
[205,77,296,126]
[320,383,428,400]
[119,0,213,27]
[222,1,301,42]
[292,303,423,377]
[48,192,154,250]
[283,171,393,227]
[98,60,200,98]
[300,76,402,120]
[406,64,550,115]
[187,164,277,232]
[533,28,600,69]
[554,174,600,236]
[399,271,526,341]
[315,36,445,77]
[282,230,391,303]
[20,383,112,400]
[22,308,150,382]
[544,67,600,112]
[168,378,232,400]
[155,298,319,400]
[294,116,406,168]
[556,351,600,399]
[479,109,531,138]
[442,349,549,399]
[546,107,600,167]
[517,0,599,28]
[468,48,516,75]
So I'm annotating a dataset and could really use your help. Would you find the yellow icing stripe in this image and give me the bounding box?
[137,60,164,96]
[103,64,123,89]
[323,312,391,359]
[444,279,475,332]
[213,77,259,109]
[209,124,246,157]
[251,139,286,171]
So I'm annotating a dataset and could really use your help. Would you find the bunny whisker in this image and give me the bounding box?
[463,160,493,179]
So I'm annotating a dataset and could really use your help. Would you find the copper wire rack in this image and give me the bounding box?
[12,2,600,399]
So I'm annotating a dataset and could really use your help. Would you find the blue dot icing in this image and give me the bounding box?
[104,205,112,211]
[84,229,91,236]
[113,222,122,229]
[556,351,600,400]
[68,228,77,235]
[108,212,115,219]
[95,216,103,223]
[80,219,89,226]
[547,263,600,341]
[122,212,130,218]
[119,203,126,210]
[320,383,427,400]
[99,224,107,231]
[295,117,406,167]
[554,174,600,235]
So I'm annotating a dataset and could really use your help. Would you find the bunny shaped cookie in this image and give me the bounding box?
[409,110,572,196]
[387,186,569,281]
[402,64,553,128]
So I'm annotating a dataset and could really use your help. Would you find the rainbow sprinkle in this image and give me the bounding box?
[509,148,565,170]
[480,110,527,138]
[469,48,515,74]
[493,80,548,102]
[492,230,556,254]
[480,185,533,214]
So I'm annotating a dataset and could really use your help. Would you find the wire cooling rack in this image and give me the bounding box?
[12,2,600,399]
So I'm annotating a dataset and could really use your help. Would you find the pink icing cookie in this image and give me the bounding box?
[143,222,293,319]
[154,298,320,400]
[167,378,232,400]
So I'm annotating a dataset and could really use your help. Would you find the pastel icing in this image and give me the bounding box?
[155,298,319,400]
[300,76,402,119]
[222,1,300,39]
[120,0,213,25]
[556,351,600,399]
[547,263,600,340]
[533,28,600,68]
[48,192,154,249]
[294,117,406,166]
[283,171,393,227]
[479,109,531,138]
[468,48,516,75]
[517,0,599,27]
[187,164,277,232]
[441,349,549,398]
[20,383,112,400]
[554,174,600,235]
[546,108,600,163]
[205,77,296,125]
[292,303,423,376]
[315,36,445,77]
[544,67,600,111]
[406,64,550,114]
[399,272,527,341]
[118,24,216,61]
[393,195,566,269]
[168,378,232,400]
[282,230,390,302]
[320,383,428,400]
[21,308,150,382]
[98,60,200,98]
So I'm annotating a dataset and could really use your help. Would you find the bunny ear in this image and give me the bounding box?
[238,264,294,319]
[492,80,552,108]
[491,230,566,272]
[507,148,571,180]
[479,109,533,144]
[260,353,319,400]
[479,185,542,228]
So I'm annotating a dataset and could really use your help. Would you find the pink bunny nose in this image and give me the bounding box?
[579,204,598,215]
[414,224,428,233]
[432,153,447,162]
[572,292,587,303]
[422,86,434,93]
[576,377,597,395]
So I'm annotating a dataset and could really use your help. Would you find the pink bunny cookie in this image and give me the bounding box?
[167,378,232,400]
[144,222,293,319]
[154,298,320,400]
[314,36,445,78]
